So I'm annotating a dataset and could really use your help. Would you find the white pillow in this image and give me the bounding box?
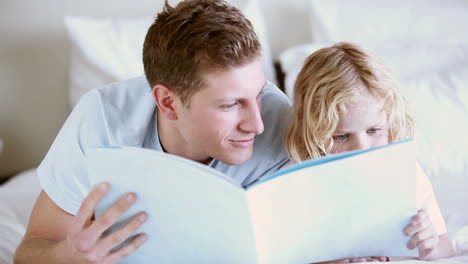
[401,64,468,183]
[64,0,275,109]
[279,42,468,100]
[308,0,468,47]
[0,169,40,264]
[64,17,152,108]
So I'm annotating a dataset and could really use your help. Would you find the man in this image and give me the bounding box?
[14,0,291,263]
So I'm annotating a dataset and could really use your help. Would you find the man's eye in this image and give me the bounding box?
[221,103,237,109]
[334,134,348,141]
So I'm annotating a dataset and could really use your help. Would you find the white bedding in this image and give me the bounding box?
[0,169,40,264]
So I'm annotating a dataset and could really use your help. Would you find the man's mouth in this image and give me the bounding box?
[229,138,255,147]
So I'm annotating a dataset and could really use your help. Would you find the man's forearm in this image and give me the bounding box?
[14,238,65,264]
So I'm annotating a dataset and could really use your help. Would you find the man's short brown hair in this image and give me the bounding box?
[143,0,261,105]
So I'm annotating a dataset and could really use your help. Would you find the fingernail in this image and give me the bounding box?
[127,193,136,203]
[140,234,148,242]
[99,183,109,192]
[139,213,148,222]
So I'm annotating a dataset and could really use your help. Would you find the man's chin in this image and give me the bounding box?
[218,150,253,166]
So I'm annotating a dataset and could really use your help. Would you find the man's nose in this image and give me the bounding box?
[240,102,264,135]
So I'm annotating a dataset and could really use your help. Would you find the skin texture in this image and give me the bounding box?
[330,92,389,153]
[155,58,266,165]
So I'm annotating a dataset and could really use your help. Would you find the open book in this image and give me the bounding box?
[87,140,418,264]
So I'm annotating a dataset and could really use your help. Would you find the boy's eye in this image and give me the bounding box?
[334,134,349,141]
[367,128,379,134]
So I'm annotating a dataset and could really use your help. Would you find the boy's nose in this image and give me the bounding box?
[352,138,370,151]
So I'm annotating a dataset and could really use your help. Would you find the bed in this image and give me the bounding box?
[1,0,468,263]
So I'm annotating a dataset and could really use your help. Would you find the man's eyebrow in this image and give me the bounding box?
[213,83,266,103]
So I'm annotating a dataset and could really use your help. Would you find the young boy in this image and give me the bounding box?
[286,42,455,262]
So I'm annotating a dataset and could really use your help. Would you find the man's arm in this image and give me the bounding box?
[14,183,148,264]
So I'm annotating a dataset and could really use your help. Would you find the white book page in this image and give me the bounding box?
[87,147,258,264]
[246,141,418,264]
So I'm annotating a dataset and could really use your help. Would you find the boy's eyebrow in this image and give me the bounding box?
[332,131,347,135]
[369,122,386,127]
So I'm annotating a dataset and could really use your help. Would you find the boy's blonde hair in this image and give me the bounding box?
[285,42,414,162]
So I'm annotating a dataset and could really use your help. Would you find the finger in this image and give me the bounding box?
[105,233,148,264]
[375,256,390,262]
[350,257,367,263]
[403,215,430,236]
[412,210,428,225]
[94,212,148,255]
[418,248,435,260]
[368,256,387,262]
[407,226,437,250]
[417,233,439,252]
[72,183,110,233]
[82,192,138,246]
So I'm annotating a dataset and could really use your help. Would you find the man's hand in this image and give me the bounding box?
[404,209,439,260]
[57,183,148,264]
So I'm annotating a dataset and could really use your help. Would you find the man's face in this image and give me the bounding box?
[174,58,265,165]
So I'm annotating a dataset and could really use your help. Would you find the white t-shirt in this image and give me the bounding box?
[37,76,292,215]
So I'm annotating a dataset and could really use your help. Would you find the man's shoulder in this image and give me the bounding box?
[96,76,152,104]
[259,81,292,142]
[75,76,156,146]
[262,81,292,110]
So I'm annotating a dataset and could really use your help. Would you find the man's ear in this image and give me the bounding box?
[152,84,179,120]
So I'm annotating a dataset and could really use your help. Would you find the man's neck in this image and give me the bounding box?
[157,112,213,165]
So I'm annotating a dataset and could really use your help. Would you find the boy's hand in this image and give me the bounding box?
[403,209,439,260]
[309,256,389,263]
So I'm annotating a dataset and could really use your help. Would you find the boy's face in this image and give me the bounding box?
[173,58,266,165]
[330,93,389,154]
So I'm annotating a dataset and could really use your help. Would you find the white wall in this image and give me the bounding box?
[260,0,312,57]
[0,0,311,179]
